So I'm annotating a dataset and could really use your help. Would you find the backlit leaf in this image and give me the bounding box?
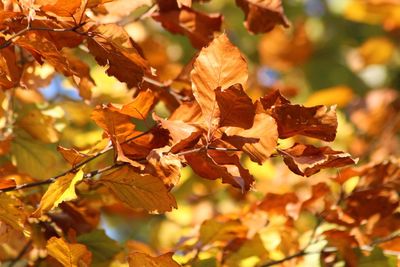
[98,165,177,213]
[32,170,84,217]
[128,252,181,267]
[46,237,92,267]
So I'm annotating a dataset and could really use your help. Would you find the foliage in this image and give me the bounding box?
[0,0,399,266]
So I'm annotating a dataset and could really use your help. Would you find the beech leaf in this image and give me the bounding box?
[128,252,181,267]
[87,24,149,88]
[224,112,278,164]
[235,0,290,34]
[215,84,255,129]
[98,166,177,213]
[279,143,356,176]
[191,34,248,127]
[46,237,92,267]
[32,170,84,217]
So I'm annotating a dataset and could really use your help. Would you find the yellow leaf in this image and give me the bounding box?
[0,194,27,233]
[18,109,59,143]
[98,166,177,213]
[32,170,84,217]
[358,37,395,66]
[305,86,354,108]
[46,237,92,267]
[128,252,180,267]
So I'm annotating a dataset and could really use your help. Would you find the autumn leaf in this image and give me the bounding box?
[235,0,290,34]
[87,24,149,88]
[191,34,248,131]
[224,112,278,164]
[261,90,338,141]
[18,109,59,143]
[0,194,27,233]
[146,146,182,188]
[185,149,254,191]
[77,229,122,265]
[128,252,181,267]
[215,84,255,129]
[0,41,21,89]
[153,4,222,49]
[119,89,156,119]
[57,146,90,167]
[36,0,82,17]
[198,218,247,246]
[278,143,356,176]
[46,237,92,267]
[32,170,84,217]
[98,165,177,213]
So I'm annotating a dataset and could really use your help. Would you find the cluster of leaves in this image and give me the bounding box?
[0,0,399,266]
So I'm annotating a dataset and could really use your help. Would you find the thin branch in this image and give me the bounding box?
[260,250,307,267]
[9,240,32,267]
[259,231,400,266]
[0,21,87,50]
[0,130,151,193]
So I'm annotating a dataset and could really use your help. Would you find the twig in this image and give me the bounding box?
[0,130,150,193]
[9,240,32,267]
[259,231,400,266]
[0,21,87,50]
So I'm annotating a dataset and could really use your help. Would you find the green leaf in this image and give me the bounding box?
[358,247,397,267]
[77,229,122,265]
[11,130,66,179]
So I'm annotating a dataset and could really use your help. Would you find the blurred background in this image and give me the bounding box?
[4,0,400,266]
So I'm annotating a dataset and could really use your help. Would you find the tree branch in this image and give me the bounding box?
[259,232,400,266]
[0,130,150,193]
[0,21,87,50]
[9,240,32,267]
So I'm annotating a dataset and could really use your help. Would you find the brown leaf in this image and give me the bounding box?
[185,149,254,191]
[157,117,202,153]
[259,89,290,109]
[235,0,289,34]
[87,24,149,88]
[191,34,248,128]
[224,113,278,164]
[272,104,338,141]
[98,165,177,213]
[153,4,222,49]
[46,237,92,267]
[128,252,181,267]
[215,84,255,129]
[323,230,358,267]
[345,189,398,222]
[278,143,356,176]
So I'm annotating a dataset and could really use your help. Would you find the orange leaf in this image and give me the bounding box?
[46,237,92,267]
[57,146,90,167]
[224,112,278,164]
[128,252,181,267]
[191,34,248,128]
